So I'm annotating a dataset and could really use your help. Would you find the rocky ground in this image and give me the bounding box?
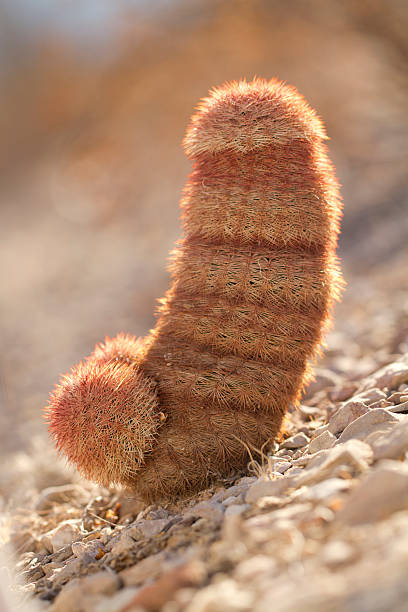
[1,250,408,612]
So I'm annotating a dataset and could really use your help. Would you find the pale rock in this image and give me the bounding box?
[274,450,293,458]
[224,504,250,518]
[120,551,167,586]
[338,461,408,524]
[368,399,393,408]
[369,420,408,460]
[361,429,385,448]
[245,476,295,504]
[359,357,408,391]
[321,540,355,566]
[389,399,408,413]
[42,562,60,577]
[212,481,252,502]
[308,430,336,454]
[79,570,120,596]
[93,587,140,612]
[336,408,402,444]
[234,555,277,582]
[185,500,225,523]
[272,461,292,474]
[109,533,136,557]
[297,478,352,502]
[71,539,104,560]
[282,467,304,477]
[312,506,335,523]
[310,424,329,439]
[221,512,244,542]
[256,496,285,510]
[295,440,372,487]
[185,578,254,612]
[211,487,227,502]
[388,390,408,404]
[259,502,312,523]
[222,496,238,506]
[51,557,81,587]
[235,476,257,487]
[281,432,309,449]
[128,518,169,540]
[41,521,81,554]
[328,401,369,435]
[353,387,387,404]
[52,578,97,612]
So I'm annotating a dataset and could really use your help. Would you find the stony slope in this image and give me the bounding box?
[5,347,408,611]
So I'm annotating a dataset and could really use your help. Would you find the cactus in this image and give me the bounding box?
[46,78,343,501]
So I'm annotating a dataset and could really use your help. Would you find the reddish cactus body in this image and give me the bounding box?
[46,79,343,501]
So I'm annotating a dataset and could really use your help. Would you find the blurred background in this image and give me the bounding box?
[1,0,407,504]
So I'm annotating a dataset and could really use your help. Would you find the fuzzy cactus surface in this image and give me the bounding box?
[46,78,343,501]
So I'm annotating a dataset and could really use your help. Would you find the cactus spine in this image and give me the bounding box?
[46,78,343,501]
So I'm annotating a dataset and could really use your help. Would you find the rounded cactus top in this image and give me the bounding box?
[183,78,327,157]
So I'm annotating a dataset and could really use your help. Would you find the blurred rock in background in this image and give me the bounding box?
[0,0,407,503]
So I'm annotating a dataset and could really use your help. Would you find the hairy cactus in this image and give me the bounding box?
[46,78,343,501]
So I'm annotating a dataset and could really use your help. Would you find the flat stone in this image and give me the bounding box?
[359,357,408,391]
[337,461,408,524]
[369,420,408,460]
[93,587,140,612]
[51,557,81,587]
[321,540,355,567]
[41,520,81,554]
[389,399,408,413]
[184,500,225,523]
[272,460,292,474]
[353,387,387,404]
[184,578,254,612]
[128,518,169,540]
[120,551,167,586]
[336,408,402,444]
[369,399,394,409]
[118,561,205,612]
[224,504,250,517]
[52,578,94,612]
[297,478,352,502]
[308,430,336,454]
[79,570,120,596]
[296,440,373,487]
[310,424,329,438]
[281,433,309,449]
[234,555,277,581]
[71,539,105,560]
[246,476,295,504]
[328,401,369,435]
[212,481,252,502]
[388,391,408,404]
[109,533,136,557]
